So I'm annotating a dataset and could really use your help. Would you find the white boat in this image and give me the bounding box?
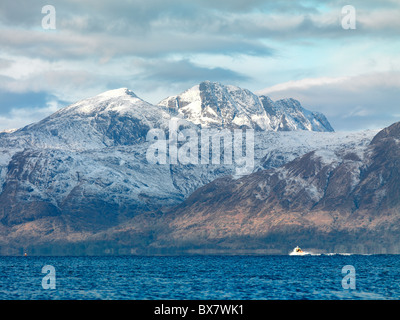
[289,246,308,256]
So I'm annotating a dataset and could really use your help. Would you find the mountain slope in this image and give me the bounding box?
[0,84,380,255]
[260,96,333,132]
[124,121,400,254]
[0,88,172,150]
[158,81,334,132]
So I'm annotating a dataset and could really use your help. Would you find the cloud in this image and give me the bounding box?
[0,28,273,63]
[0,89,58,114]
[133,58,250,86]
[0,58,13,69]
[0,0,399,132]
[1,1,398,65]
[0,0,322,29]
[257,77,349,93]
[0,98,62,131]
[0,67,103,101]
[0,0,276,61]
[256,72,400,131]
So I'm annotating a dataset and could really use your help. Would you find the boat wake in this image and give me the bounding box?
[289,247,357,256]
[289,246,314,256]
[289,250,315,256]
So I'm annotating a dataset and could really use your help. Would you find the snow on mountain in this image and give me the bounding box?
[158,81,269,129]
[0,88,173,151]
[260,96,334,132]
[148,121,400,254]
[158,81,334,132]
[254,129,377,171]
[0,84,376,238]
[55,88,154,118]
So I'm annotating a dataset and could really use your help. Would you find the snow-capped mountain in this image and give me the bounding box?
[0,84,377,254]
[259,96,333,132]
[158,81,334,132]
[137,121,400,254]
[0,88,172,151]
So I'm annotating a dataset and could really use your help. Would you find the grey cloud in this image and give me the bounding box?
[326,0,400,10]
[133,59,250,84]
[0,27,273,61]
[0,0,398,132]
[0,0,274,61]
[0,89,61,114]
[0,0,320,28]
[0,58,13,69]
[2,0,399,36]
[0,68,98,93]
[1,0,398,63]
[261,72,400,131]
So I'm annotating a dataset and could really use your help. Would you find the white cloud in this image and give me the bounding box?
[0,0,399,133]
[256,71,400,131]
[256,76,349,95]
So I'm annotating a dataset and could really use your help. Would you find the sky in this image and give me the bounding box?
[0,0,399,131]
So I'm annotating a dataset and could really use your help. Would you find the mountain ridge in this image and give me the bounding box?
[158,81,334,132]
[0,82,387,255]
[132,120,400,254]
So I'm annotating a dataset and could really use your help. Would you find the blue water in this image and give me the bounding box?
[0,255,399,300]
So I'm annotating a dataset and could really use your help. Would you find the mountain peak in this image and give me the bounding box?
[370,121,400,145]
[95,87,138,100]
[56,87,150,117]
[158,81,334,132]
